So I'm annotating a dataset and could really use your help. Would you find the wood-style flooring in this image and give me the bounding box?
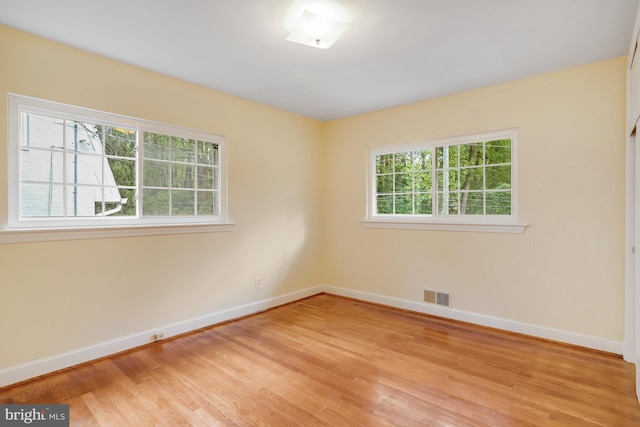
[1,293,639,426]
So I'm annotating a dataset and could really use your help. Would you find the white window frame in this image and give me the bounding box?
[3,94,232,243]
[364,129,526,234]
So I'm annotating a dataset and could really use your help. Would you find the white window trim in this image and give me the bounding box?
[5,94,232,240]
[364,128,527,234]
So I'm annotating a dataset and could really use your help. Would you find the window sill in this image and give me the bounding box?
[0,222,235,244]
[362,219,526,234]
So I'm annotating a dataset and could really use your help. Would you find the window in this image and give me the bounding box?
[7,94,228,232]
[366,129,523,233]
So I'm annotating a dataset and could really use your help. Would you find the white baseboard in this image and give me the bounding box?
[0,284,624,388]
[320,285,623,355]
[0,286,324,388]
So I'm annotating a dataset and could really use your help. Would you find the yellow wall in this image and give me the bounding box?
[323,56,627,341]
[0,25,324,369]
[0,22,628,372]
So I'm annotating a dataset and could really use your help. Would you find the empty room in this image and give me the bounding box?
[1,0,640,425]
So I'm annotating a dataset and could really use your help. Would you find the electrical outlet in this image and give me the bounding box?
[255,276,263,289]
[151,332,165,342]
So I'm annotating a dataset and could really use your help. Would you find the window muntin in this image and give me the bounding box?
[369,129,517,223]
[8,95,227,229]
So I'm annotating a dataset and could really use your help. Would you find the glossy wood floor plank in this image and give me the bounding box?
[1,294,639,426]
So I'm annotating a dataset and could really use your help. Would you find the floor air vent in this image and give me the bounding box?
[424,289,451,307]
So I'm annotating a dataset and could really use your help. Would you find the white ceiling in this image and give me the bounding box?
[0,0,638,121]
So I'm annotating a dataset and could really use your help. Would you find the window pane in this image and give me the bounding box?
[377,194,393,214]
[171,189,195,215]
[460,167,483,191]
[460,192,483,215]
[197,141,218,166]
[197,166,217,190]
[436,147,444,169]
[448,145,459,168]
[413,150,431,171]
[144,133,171,160]
[97,198,132,217]
[20,183,64,217]
[459,143,484,167]
[487,191,511,215]
[437,170,459,191]
[106,187,136,217]
[414,172,432,192]
[65,153,103,186]
[450,170,459,191]
[486,165,511,190]
[394,152,412,172]
[94,187,125,215]
[108,158,136,187]
[395,194,413,214]
[485,139,511,165]
[172,163,195,189]
[172,137,196,163]
[65,185,105,217]
[394,173,412,192]
[105,127,136,158]
[376,174,393,193]
[437,192,459,215]
[65,121,102,154]
[21,113,64,150]
[376,154,393,174]
[143,188,170,216]
[143,160,170,188]
[436,146,459,169]
[415,193,432,214]
[197,191,215,215]
[21,148,63,183]
[120,188,137,216]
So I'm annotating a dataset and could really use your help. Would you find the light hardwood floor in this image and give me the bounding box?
[1,293,639,426]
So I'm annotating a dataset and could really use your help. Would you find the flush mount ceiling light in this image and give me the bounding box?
[286,10,350,49]
[284,0,351,49]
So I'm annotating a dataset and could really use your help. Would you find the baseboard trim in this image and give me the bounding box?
[0,286,324,388]
[0,284,624,388]
[320,285,623,355]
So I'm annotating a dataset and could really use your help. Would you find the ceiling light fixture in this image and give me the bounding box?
[284,1,351,49]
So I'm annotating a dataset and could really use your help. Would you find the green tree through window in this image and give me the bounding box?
[371,131,515,219]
